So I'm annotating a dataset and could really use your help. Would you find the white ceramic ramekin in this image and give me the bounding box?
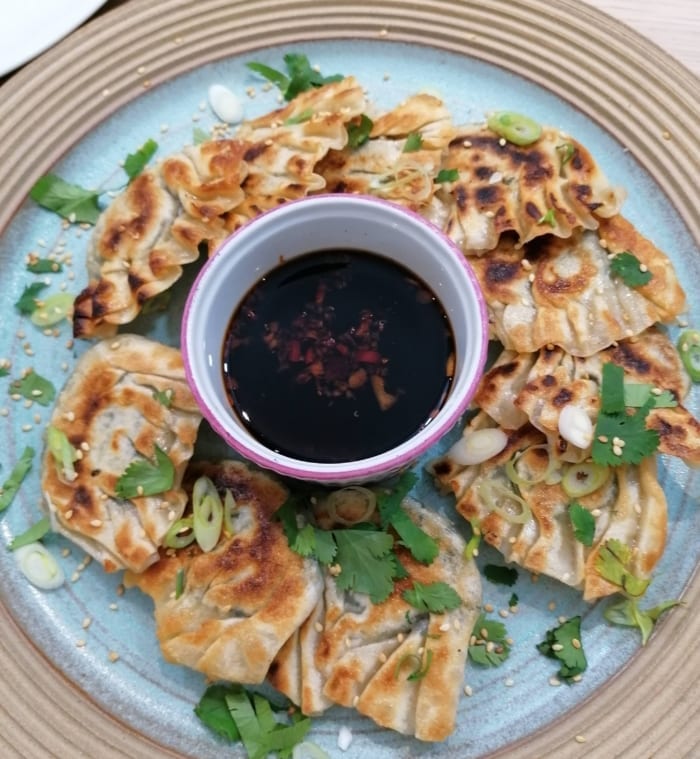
[181,194,488,485]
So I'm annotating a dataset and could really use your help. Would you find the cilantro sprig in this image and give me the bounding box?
[246,53,343,101]
[9,371,56,407]
[595,538,650,598]
[483,564,518,586]
[402,132,423,152]
[610,251,652,288]
[568,502,595,547]
[115,445,174,499]
[468,612,511,666]
[347,114,373,148]
[592,362,660,466]
[15,282,49,315]
[604,596,681,645]
[194,684,311,759]
[124,138,158,181]
[402,580,462,614]
[537,615,587,682]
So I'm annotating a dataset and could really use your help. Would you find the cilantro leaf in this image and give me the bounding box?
[9,517,51,551]
[26,258,62,274]
[594,538,650,598]
[347,114,373,148]
[291,524,317,557]
[402,580,462,614]
[604,596,681,645]
[15,282,48,315]
[624,383,677,408]
[29,173,101,224]
[9,371,56,407]
[537,615,587,682]
[333,529,396,603]
[568,502,595,547]
[508,593,519,608]
[0,367,7,378]
[194,684,242,742]
[115,445,174,499]
[403,132,423,152]
[435,168,458,183]
[468,612,511,666]
[610,251,652,288]
[537,208,556,227]
[152,389,172,407]
[247,54,342,101]
[483,564,518,586]
[592,399,659,466]
[124,138,158,181]
[377,471,438,564]
[0,447,35,512]
[313,529,336,565]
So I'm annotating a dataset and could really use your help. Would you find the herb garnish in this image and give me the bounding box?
[402,132,423,152]
[9,517,51,551]
[537,615,587,683]
[609,251,652,288]
[246,53,343,101]
[115,445,175,499]
[395,649,434,681]
[26,258,62,274]
[623,383,676,409]
[594,538,650,598]
[193,126,210,145]
[0,447,35,512]
[677,329,700,382]
[604,596,681,645]
[591,363,659,466]
[9,371,56,407]
[152,389,173,407]
[568,502,595,547]
[15,282,49,315]
[435,168,459,183]
[284,107,314,125]
[483,564,518,586]
[124,138,158,181]
[468,612,511,666]
[537,208,556,227]
[402,580,462,614]
[346,114,373,148]
[195,683,312,758]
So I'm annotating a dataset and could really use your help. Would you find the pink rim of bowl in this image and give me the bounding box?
[181,194,488,485]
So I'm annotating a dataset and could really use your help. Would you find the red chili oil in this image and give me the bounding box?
[222,249,455,463]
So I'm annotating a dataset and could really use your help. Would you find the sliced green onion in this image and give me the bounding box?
[175,568,186,599]
[505,444,556,488]
[464,527,481,559]
[15,542,64,589]
[326,486,377,526]
[30,292,74,326]
[677,329,700,382]
[394,652,422,680]
[487,111,542,146]
[223,489,238,535]
[478,480,532,524]
[193,476,223,552]
[46,425,79,483]
[164,516,196,549]
[0,446,35,512]
[292,742,331,759]
[10,517,51,551]
[561,462,610,498]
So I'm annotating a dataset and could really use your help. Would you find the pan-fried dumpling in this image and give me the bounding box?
[476,328,700,465]
[124,461,324,684]
[316,93,454,210]
[469,216,686,356]
[41,335,202,573]
[269,499,481,742]
[437,125,624,254]
[430,414,667,601]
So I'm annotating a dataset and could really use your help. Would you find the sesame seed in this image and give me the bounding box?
[639,263,648,273]
[479,627,489,639]
[65,510,74,520]
[498,137,506,146]
[651,387,663,396]
[549,676,561,687]
[21,424,32,432]
[352,695,359,707]
[591,508,601,517]
[61,548,71,557]
[314,622,323,633]
[486,641,495,653]
[548,601,556,611]
[597,435,609,443]
[551,643,564,652]
[558,615,568,625]
[379,652,387,663]
[82,617,92,629]
[80,441,90,451]
[612,444,623,456]
[462,140,472,148]
[464,684,473,697]
[662,130,671,140]
[10,394,21,401]
[572,674,583,682]
[439,622,451,632]
[498,609,509,618]
[506,637,514,646]
[90,519,102,528]
[75,639,86,648]
[484,210,495,218]
[598,238,608,248]
[0,408,9,417]
[378,27,388,36]
[109,603,118,611]
[397,632,405,643]
[571,638,582,649]
[574,734,586,744]
[108,651,120,662]
[504,678,514,687]
[453,619,461,631]
[71,572,80,583]
[110,341,121,350]
[528,272,535,283]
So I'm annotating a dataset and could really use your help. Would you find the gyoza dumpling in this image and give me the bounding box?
[475,328,700,465]
[269,499,481,742]
[315,93,454,211]
[468,216,686,356]
[430,414,667,601]
[437,124,624,254]
[124,461,324,684]
[41,334,202,573]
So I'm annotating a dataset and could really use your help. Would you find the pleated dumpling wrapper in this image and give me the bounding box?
[475,327,700,466]
[430,413,667,602]
[436,124,624,255]
[268,498,481,742]
[41,334,202,573]
[467,215,686,356]
[124,461,324,685]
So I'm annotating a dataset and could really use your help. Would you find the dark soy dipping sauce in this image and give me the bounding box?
[222,249,455,463]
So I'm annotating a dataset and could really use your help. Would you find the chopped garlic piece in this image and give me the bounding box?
[558,405,594,449]
[448,427,508,466]
[208,84,243,123]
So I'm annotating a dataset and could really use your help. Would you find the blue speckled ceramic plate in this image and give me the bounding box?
[0,1,698,757]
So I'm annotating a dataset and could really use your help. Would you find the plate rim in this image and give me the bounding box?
[0,1,698,757]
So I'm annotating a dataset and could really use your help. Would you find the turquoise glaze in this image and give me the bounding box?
[0,40,698,758]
